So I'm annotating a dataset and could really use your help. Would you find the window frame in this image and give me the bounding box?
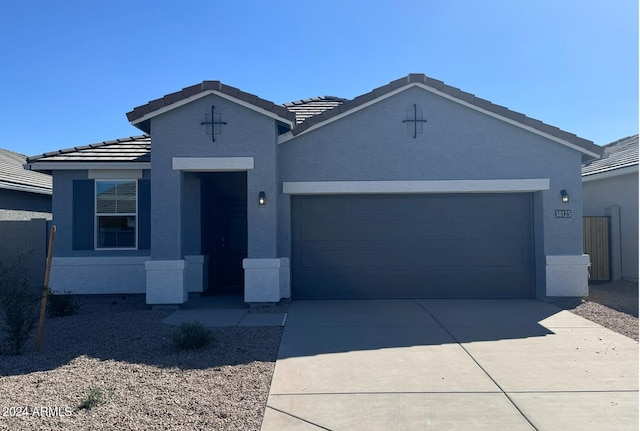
[94,179,138,250]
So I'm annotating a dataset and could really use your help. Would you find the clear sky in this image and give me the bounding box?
[0,0,637,156]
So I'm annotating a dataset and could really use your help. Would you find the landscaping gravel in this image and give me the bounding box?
[0,295,282,431]
[0,282,637,430]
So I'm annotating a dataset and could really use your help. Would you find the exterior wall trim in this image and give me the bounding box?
[283,179,550,194]
[89,169,143,179]
[172,157,254,172]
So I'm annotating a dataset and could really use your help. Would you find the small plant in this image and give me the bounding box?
[0,253,39,355]
[170,322,215,350]
[47,289,79,317]
[78,387,111,410]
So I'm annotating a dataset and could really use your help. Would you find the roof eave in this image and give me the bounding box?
[25,162,151,171]
[0,180,52,195]
[582,164,639,182]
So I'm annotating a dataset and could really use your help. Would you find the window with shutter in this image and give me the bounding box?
[95,180,137,249]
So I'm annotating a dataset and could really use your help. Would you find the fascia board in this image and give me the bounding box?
[25,162,151,171]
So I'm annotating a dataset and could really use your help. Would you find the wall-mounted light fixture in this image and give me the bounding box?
[560,189,569,203]
[258,191,266,206]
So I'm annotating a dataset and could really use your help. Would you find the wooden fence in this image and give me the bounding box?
[583,216,610,281]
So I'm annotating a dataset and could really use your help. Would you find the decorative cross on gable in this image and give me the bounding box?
[402,104,428,139]
[201,105,227,142]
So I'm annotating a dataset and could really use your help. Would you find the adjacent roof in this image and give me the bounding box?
[0,148,52,194]
[127,81,296,133]
[25,136,150,169]
[582,134,638,178]
[284,74,603,161]
[284,96,346,125]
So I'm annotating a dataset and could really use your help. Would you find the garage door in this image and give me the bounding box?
[291,194,534,299]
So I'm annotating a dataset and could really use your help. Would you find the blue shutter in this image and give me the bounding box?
[72,180,94,250]
[138,179,151,250]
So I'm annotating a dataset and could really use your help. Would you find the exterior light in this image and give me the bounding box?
[560,189,569,203]
[258,191,266,206]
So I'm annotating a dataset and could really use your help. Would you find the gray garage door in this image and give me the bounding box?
[291,193,534,299]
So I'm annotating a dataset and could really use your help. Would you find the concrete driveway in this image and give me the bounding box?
[261,299,638,430]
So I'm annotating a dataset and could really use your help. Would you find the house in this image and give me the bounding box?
[582,134,638,281]
[24,74,604,305]
[0,148,52,287]
[0,148,51,220]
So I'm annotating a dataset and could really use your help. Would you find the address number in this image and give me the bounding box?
[555,210,572,218]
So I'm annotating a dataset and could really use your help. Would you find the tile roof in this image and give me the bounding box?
[26,135,150,164]
[283,96,347,124]
[582,134,638,177]
[289,74,602,159]
[27,74,603,170]
[0,148,52,194]
[127,81,296,133]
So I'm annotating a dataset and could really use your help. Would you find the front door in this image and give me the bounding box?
[212,198,247,292]
[200,171,248,295]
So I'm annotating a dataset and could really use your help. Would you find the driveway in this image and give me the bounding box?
[261,299,638,430]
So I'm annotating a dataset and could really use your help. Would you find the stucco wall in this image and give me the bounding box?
[278,86,585,265]
[0,188,51,220]
[149,93,280,260]
[583,171,639,279]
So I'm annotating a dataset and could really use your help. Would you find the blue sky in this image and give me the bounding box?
[0,0,637,156]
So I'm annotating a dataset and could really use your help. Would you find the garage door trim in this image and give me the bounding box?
[283,179,549,194]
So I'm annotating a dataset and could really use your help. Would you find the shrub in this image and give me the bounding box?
[48,289,79,317]
[79,387,112,410]
[170,322,215,350]
[0,253,39,355]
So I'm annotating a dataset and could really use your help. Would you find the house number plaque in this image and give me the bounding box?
[554,209,572,218]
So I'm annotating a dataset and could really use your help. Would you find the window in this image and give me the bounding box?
[96,180,137,249]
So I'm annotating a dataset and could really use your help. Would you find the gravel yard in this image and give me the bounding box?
[0,295,282,431]
[0,281,637,430]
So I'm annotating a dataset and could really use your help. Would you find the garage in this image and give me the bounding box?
[292,193,534,299]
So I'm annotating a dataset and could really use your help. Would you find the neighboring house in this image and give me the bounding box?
[582,134,638,281]
[0,148,52,220]
[0,148,52,287]
[25,74,603,305]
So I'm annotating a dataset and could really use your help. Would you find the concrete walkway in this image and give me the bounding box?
[160,295,287,327]
[261,299,639,430]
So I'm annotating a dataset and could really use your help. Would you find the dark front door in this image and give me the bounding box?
[200,171,247,295]
[212,198,247,292]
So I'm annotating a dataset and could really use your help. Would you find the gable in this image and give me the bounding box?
[127,81,296,134]
[279,84,589,184]
[279,74,602,162]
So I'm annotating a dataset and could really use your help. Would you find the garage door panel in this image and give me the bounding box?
[299,223,351,241]
[299,249,352,267]
[353,222,468,240]
[292,194,534,299]
[351,249,468,267]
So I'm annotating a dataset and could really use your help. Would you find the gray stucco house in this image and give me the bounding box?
[582,134,638,281]
[25,74,603,305]
[0,148,51,220]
